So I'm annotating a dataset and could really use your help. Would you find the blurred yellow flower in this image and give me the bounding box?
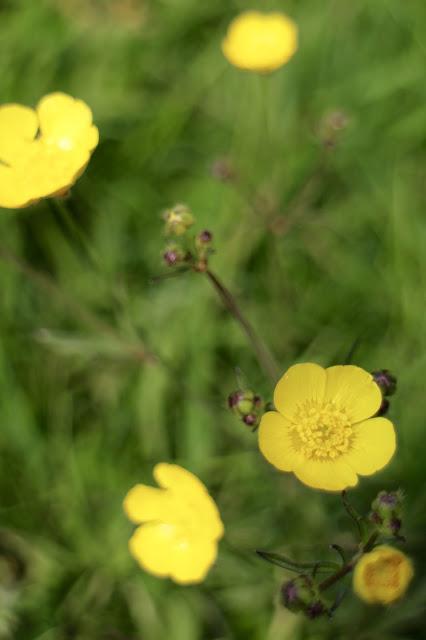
[222,11,298,73]
[258,363,396,491]
[353,545,414,604]
[123,463,224,584]
[0,93,98,209]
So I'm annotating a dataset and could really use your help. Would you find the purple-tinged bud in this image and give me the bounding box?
[281,576,328,619]
[198,230,213,244]
[372,369,397,397]
[376,398,390,417]
[390,517,402,535]
[306,601,326,619]
[374,491,403,511]
[163,250,179,266]
[243,414,257,427]
[162,244,185,267]
[228,390,244,409]
[227,389,263,418]
[370,490,404,538]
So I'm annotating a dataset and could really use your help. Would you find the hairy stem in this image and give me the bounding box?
[205,269,279,383]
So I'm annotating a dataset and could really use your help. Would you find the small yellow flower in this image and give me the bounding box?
[123,463,224,584]
[258,363,396,491]
[0,93,98,209]
[353,545,414,604]
[222,11,298,73]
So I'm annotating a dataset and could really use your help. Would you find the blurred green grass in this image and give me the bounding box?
[1,0,426,638]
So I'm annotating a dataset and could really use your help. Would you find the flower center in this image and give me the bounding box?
[364,557,402,590]
[290,400,353,461]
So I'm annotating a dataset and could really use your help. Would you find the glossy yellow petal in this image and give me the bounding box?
[347,417,396,475]
[258,411,300,471]
[170,538,218,585]
[154,463,224,540]
[293,459,358,491]
[37,92,99,152]
[0,104,38,165]
[19,141,90,200]
[129,522,177,579]
[222,11,298,73]
[353,546,414,604]
[274,363,327,420]
[325,365,382,423]
[123,484,173,524]
[0,165,33,209]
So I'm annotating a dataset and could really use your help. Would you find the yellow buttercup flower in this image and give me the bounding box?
[258,363,396,491]
[123,463,224,584]
[353,545,414,604]
[222,11,298,73]
[0,93,99,209]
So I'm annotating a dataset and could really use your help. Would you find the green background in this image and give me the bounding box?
[0,0,425,638]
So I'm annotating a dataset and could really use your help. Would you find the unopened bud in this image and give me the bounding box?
[243,414,257,427]
[370,490,404,538]
[227,389,264,428]
[197,230,213,244]
[281,575,328,619]
[372,369,397,397]
[163,204,194,236]
[163,245,185,267]
[376,398,390,417]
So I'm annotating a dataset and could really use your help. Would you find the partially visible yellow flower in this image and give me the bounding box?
[0,93,98,209]
[123,463,224,584]
[258,363,396,491]
[222,11,298,73]
[353,545,414,604]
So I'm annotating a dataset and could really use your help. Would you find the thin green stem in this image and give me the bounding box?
[256,550,339,574]
[318,532,379,593]
[341,490,365,539]
[205,269,280,383]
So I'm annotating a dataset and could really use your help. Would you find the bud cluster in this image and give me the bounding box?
[228,389,264,429]
[161,204,214,271]
[372,369,397,416]
[369,490,404,539]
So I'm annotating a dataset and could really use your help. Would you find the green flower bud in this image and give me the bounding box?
[163,204,194,236]
[281,575,328,619]
[227,389,264,428]
[163,244,186,267]
[370,490,404,538]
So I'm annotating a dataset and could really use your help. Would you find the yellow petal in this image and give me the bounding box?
[273,363,327,420]
[0,104,38,165]
[346,417,396,476]
[129,522,177,579]
[123,484,172,524]
[324,365,382,423]
[37,92,98,152]
[222,11,298,73]
[154,463,224,540]
[293,459,358,491]
[17,141,90,200]
[0,165,33,209]
[170,538,218,585]
[258,411,300,471]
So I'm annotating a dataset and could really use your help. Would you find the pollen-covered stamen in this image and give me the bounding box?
[290,400,353,460]
[364,557,402,590]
